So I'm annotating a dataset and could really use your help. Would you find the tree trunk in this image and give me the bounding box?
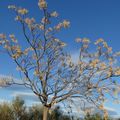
[43,106,49,120]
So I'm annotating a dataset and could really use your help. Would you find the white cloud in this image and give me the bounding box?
[104,106,116,112]
[0,98,10,103]
[11,91,34,97]
[11,91,39,103]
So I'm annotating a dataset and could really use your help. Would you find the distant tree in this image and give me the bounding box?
[0,102,14,120]
[0,97,72,120]
[0,0,120,120]
[84,113,102,120]
[28,104,43,120]
[50,106,71,120]
[84,113,112,120]
[12,96,28,120]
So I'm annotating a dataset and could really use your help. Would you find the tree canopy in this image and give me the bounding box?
[0,0,120,120]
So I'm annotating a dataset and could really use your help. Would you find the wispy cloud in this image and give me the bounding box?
[83,106,118,117]
[11,91,39,102]
[0,98,10,103]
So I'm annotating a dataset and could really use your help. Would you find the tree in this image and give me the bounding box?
[12,96,27,120]
[84,113,102,120]
[0,97,29,120]
[0,102,14,120]
[28,104,43,120]
[49,106,71,120]
[84,113,112,120]
[0,0,120,120]
[28,105,71,120]
[0,97,72,120]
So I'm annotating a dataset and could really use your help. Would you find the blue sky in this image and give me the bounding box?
[1,0,120,117]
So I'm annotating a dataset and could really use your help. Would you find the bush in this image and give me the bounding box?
[0,97,71,120]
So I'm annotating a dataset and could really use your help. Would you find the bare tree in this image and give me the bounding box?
[0,0,120,120]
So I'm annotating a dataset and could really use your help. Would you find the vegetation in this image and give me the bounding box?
[0,97,115,120]
[0,0,120,120]
[84,113,112,120]
[0,97,72,120]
